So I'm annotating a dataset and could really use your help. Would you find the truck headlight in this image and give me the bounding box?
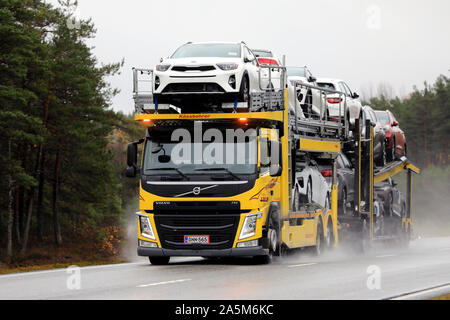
[155,64,171,72]
[217,63,238,71]
[238,212,262,240]
[139,215,156,240]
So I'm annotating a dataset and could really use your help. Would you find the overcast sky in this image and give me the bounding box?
[46,0,450,114]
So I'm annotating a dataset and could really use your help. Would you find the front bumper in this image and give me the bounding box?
[154,69,242,94]
[137,246,268,257]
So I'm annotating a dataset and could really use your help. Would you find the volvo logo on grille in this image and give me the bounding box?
[174,184,219,198]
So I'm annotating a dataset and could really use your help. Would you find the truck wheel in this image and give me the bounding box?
[326,219,334,250]
[312,219,325,256]
[254,209,281,264]
[149,256,170,265]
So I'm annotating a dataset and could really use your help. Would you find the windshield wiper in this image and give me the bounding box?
[194,168,240,180]
[146,168,190,181]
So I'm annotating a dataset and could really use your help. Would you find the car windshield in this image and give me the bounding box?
[375,112,390,125]
[143,138,257,175]
[287,67,306,77]
[171,43,241,58]
[253,50,272,57]
[317,82,336,90]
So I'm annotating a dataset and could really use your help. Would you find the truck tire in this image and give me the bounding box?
[326,218,334,250]
[149,256,170,265]
[255,208,281,264]
[312,219,325,256]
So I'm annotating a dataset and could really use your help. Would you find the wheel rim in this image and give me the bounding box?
[269,228,277,253]
[342,189,347,215]
[316,228,321,255]
[326,223,332,248]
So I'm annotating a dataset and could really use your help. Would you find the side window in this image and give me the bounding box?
[390,112,397,123]
[341,155,351,168]
[336,156,345,169]
[344,83,353,97]
[339,82,350,96]
[244,47,257,65]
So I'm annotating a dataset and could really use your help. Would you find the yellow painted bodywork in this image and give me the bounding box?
[298,138,341,154]
[374,160,421,183]
[136,89,339,251]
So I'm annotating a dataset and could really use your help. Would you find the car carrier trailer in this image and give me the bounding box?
[127,59,420,265]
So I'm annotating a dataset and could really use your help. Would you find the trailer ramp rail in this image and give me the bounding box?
[132,60,288,114]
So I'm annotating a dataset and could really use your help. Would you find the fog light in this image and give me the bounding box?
[228,75,236,89]
[237,240,258,248]
[155,76,160,90]
[139,240,157,248]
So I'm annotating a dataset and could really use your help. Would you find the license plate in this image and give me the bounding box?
[184,235,210,245]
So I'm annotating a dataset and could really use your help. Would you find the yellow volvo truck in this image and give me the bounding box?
[127,66,419,265]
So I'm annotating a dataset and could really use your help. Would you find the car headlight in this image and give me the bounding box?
[139,215,156,240]
[238,212,262,240]
[216,63,238,71]
[155,64,171,72]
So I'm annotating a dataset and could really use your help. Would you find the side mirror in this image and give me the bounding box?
[125,166,137,178]
[270,165,282,177]
[392,121,399,126]
[127,142,138,167]
[352,92,360,99]
[269,140,282,177]
[244,55,255,63]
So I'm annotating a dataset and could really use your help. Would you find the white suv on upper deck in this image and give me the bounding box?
[153,41,264,110]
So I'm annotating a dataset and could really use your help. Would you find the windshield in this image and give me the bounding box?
[287,67,306,77]
[143,138,257,175]
[253,50,272,57]
[317,82,336,90]
[171,43,241,59]
[375,111,390,125]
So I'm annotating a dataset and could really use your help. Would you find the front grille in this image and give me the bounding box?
[172,65,216,72]
[154,214,239,250]
[162,83,225,93]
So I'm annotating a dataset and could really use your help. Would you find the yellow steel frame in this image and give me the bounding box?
[374,161,421,183]
[298,138,341,154]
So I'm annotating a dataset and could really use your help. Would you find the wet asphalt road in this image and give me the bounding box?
[1,237,449,300]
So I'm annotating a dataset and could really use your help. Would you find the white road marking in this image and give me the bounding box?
[137,279,191,288]
[390,283,450,300]
[288,263,317,268]
[376,254,397,258]
[0,262,146,279]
